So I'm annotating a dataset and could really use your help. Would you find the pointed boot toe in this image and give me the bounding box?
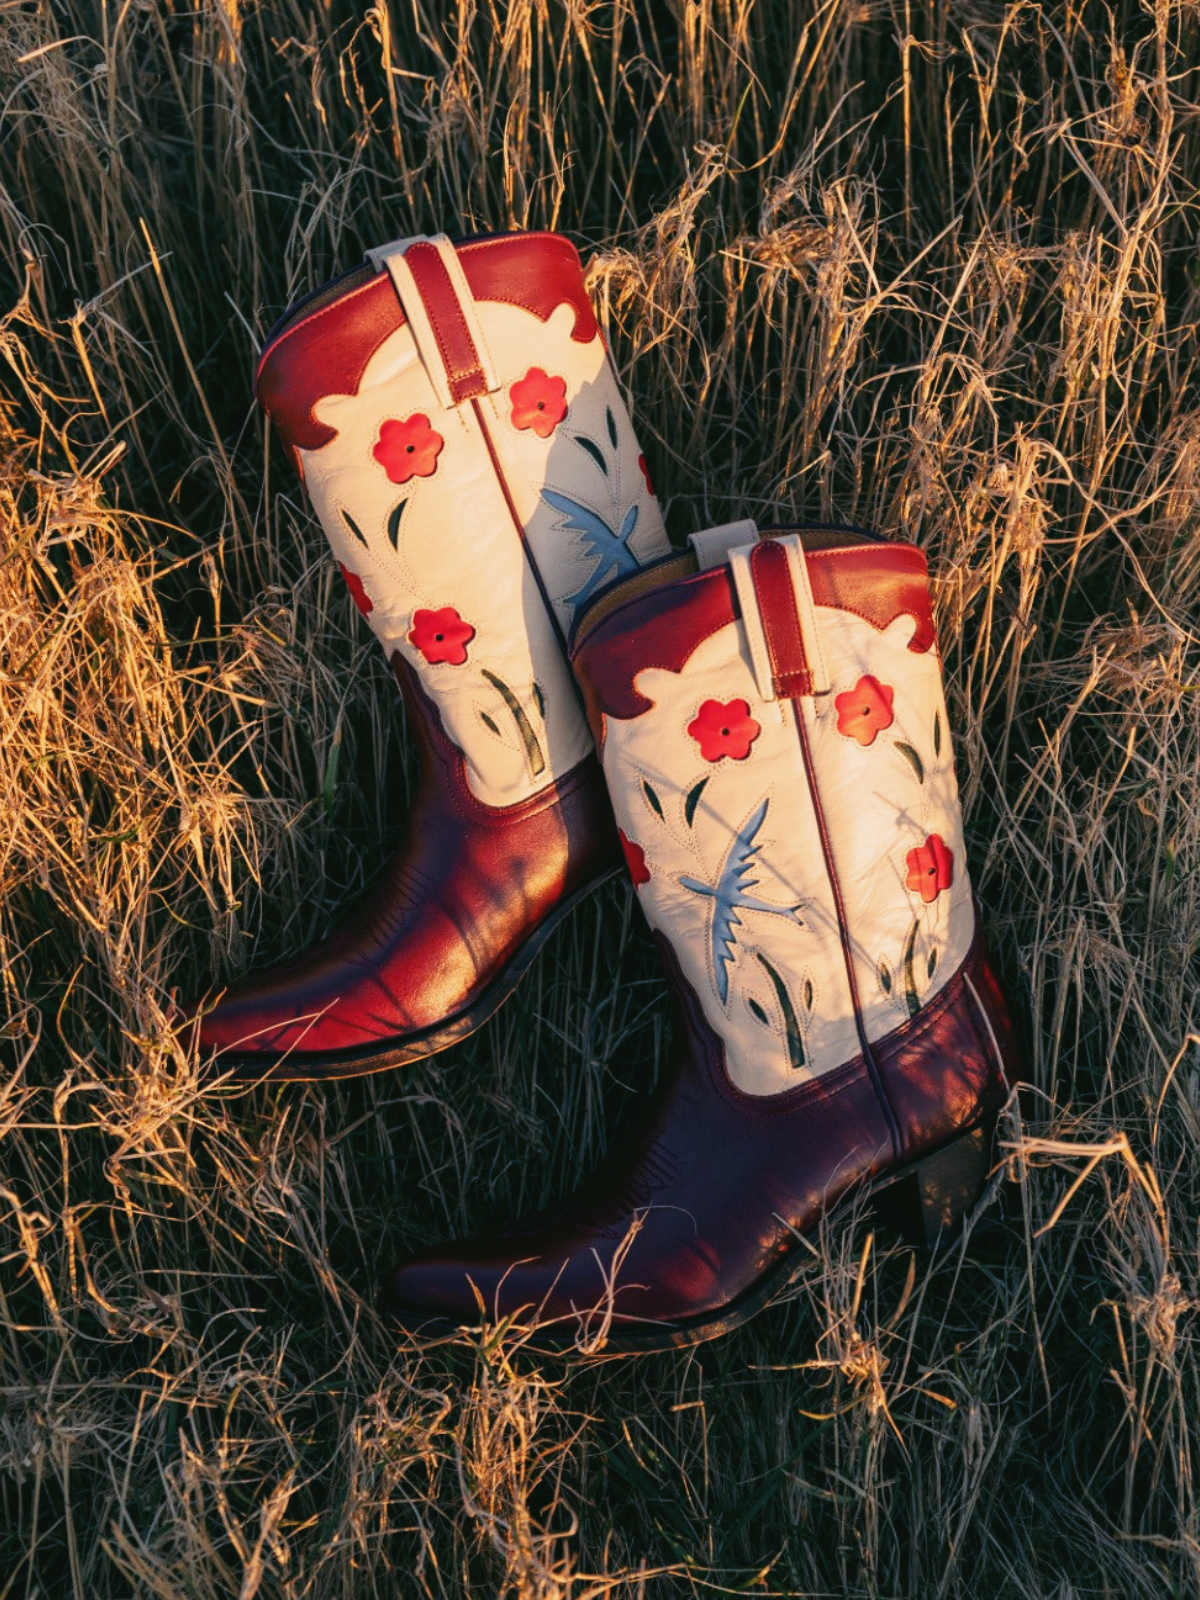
[383,1252,494,1330]
[383,1205,616,1336]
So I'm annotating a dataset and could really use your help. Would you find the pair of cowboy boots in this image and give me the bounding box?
[196,231,1020,1350]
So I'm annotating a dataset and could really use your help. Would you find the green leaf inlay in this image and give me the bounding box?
[341,508,368,547]
[572,434,608,476]
[684,777,708,826]
[481,669,546,777]
[756,954,805,1070]
[902,918,921,1018]
[386,499,406,551]
[896,741,925,784]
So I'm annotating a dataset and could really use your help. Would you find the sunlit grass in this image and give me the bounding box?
[2,1,1199,1594]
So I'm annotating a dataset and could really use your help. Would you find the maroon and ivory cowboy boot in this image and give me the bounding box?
[383,521,1021,1348]
[195,232,669,1078]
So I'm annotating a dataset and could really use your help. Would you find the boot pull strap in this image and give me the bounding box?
[365,234,501,409]
[728,534,830,703]
[688,519,759,569]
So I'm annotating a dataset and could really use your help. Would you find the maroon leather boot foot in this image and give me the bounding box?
[198,661,622,1078]
[382,522,1022,1346]
[191,232,669,1079]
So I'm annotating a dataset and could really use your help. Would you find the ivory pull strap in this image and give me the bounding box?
[688,519,759,571]
[727,539,775,702]
[728,533,830,702]
[366,234,500,410]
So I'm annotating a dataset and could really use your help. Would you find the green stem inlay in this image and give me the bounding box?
[481,669,546,778]
[756,954,806,1071]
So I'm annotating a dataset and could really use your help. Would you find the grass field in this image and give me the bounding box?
[2,0,1200,1593]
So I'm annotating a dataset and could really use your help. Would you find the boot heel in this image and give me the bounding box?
[911,1124,991,1248]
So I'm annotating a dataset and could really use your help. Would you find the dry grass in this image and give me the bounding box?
[2,0,1199,1593]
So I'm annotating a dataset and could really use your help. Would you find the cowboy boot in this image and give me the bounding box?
[382,521,1021,1348]
[195,232,669,1078]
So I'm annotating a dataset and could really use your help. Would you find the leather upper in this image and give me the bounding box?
[573,528,976,1094]
[197,658,620,1065]
[195,230,664,1071]
[257,234,600,454]
[383,527,1021,1339]
[255,230,669,811]
[383,927,1015,1335]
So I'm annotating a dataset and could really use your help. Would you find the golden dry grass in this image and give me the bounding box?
[2,0,1199,1594]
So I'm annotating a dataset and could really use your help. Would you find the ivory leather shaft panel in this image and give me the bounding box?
[257,231,668,810]
[599,619,863,1093]
[577,531,974,1094]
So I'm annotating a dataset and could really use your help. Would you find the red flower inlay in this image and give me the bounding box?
[906,833,954,903]
[509,367,568,438]
[687,698,761,763]
[337,562,373,617]
[834,674,895,747]
[373,414,444,483]
[619,829,650,887]
[408,606,475,666]
[639,452,656,497]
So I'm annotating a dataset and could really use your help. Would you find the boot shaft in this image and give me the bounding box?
[571,525,981,1097]
[255,231,669,809]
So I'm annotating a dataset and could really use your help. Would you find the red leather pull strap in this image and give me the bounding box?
[402,241,491,403]
[369,234,501,409]
[751,539,812,698]
[728,534,830,702]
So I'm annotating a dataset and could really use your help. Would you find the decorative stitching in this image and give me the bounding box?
[753,540,811,701]
[820,543,928,570]
[789,695,903,1159]
[782,537,831,695]
[615,619,749,720]
[677,795,803,1007]
[773,667,813,697]
[470,398,580,672]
